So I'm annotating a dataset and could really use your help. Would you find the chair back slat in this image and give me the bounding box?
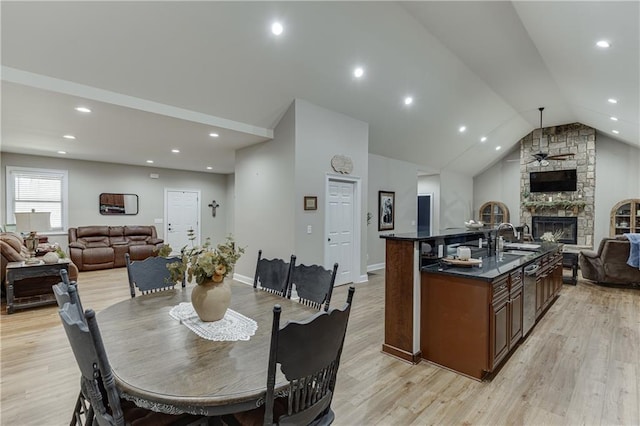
[125,253,185,298]
[263,286,355,425]
[289,262,338,311]
[253,250,294,297]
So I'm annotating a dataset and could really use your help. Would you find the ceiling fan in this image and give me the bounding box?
[526,107,575,166]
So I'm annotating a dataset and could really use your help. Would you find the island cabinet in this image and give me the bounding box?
[421,269,523,380]
[535,250,563,318]
[490,270,523,370]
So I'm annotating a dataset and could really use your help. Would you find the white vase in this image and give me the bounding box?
[190,278,231,322]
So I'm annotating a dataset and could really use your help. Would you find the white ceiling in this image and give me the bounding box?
[2,1,638,176]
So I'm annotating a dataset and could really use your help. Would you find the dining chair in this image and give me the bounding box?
[229,286,355,426]
[253,250,295,297]
[58,301,208,426]
[125,253,185,298]
[53,274,92,426]
[287,257,339,312]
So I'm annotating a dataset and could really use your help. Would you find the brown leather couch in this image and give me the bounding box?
[68,225,163,271]
[1,232,79,298]
[579,236,640,286]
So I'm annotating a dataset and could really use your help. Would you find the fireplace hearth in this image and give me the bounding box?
[532,216,578,244]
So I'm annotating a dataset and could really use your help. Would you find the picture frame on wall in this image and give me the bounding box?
[378,191,395,231]
[304,196,318,211]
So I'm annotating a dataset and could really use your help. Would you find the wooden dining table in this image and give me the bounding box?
[97,282,317,416]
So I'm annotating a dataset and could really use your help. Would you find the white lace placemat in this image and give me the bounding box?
[169,303,257,341]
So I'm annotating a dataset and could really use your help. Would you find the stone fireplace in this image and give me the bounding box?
[519,123,596,247]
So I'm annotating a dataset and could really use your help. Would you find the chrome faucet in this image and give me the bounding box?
[496,222,518,238]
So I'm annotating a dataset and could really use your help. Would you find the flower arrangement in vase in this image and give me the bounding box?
[166,234,244,322]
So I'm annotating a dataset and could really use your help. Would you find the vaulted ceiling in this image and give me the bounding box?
[2,2,638,176]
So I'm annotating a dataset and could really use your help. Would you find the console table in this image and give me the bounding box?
[5,260,69,314]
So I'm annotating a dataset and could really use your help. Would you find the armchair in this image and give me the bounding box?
[579,236,640,287]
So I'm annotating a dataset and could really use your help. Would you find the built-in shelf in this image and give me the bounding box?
[610,199,640,236]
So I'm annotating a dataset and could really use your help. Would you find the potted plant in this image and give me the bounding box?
[167,236,244,322]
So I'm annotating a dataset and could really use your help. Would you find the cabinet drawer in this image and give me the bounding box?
[492,276,509,302]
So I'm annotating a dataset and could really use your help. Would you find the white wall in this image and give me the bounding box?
[594,134,640,247]
[1,153,229,249]
[294,100,369,279]
[234,103,296,279]
[439,170,474,230]
[473,146,521,224]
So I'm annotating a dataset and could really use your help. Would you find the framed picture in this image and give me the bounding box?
[378,191,395,231]
[304,196,318,211]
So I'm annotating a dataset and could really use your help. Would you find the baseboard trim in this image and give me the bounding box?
[367,263,385,272]
[233,273,253,286]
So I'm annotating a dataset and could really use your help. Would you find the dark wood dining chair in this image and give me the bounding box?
[125,253,185,298]
[229,286,355,426]
[253,250,295,297]
[287,257,339,311]
[58,301,207,426]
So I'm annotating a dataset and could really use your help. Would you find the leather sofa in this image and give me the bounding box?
[579,236,640,287]
[69,225,164,271]
[1,232,79,297]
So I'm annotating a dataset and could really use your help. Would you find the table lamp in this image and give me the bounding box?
[14,211,51,264]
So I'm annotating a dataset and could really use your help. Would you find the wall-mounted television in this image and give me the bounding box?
[530,169,577,193]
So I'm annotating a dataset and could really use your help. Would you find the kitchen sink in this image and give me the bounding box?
[503,250,536,256]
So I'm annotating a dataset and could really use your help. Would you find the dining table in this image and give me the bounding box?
[97,282,318,416]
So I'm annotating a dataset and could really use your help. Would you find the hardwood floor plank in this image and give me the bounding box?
[1,268,639,425]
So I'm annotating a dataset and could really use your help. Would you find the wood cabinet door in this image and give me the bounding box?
[491,296,509,369]
[509,288,523,348]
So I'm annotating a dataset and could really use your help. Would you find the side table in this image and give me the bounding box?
[5,259,70,314]
[562,252,578,285]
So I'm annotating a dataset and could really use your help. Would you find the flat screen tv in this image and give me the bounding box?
[530,169,577,192]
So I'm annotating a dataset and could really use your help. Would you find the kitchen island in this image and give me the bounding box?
[381,230,563,379]
[421,244,563,380]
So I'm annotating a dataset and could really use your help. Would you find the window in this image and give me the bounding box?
[6,166,68,232]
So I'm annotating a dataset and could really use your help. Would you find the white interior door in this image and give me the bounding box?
[165,189,200,253]
[326,179,355,285]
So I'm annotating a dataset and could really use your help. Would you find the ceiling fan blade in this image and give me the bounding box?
[546,153,575,160]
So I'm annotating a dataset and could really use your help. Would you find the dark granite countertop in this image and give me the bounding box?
[421,243,561,281]
[380,228,491,241]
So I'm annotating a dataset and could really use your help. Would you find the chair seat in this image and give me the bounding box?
[121,399,201,425]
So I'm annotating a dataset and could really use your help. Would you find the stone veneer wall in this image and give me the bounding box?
[519,123,596,247]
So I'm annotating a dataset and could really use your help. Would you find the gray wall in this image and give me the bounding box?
[473,146,521,224]
[367,154,427,269]
[593,134,640,246]
[439,169,474,230]
[234,103,296,279]
[1,152,229,249]
[294,99,369,279]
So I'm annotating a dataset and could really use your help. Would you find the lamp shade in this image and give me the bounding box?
[14,212,51,233]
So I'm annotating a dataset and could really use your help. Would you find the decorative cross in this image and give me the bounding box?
[208,200,220,217]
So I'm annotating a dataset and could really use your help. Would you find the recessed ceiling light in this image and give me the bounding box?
[146,160,154,164]
[206,166,213,170]
[459,126,466,133]
[353,67,364,78]
[596,40,610,48]
[612,130,620,134]
[57,151,67,154]
[171,149,180,153]
[271,22,283,36]
[209,132,219,138]
[63,134,76,139]
[75,107,91,113]
[480,136,487,142]
[610,116,618,121]
[495,146,502,151]
[608,98,618,104]
[404,96,413,106]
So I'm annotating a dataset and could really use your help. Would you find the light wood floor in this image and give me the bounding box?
[1,268,638,425]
